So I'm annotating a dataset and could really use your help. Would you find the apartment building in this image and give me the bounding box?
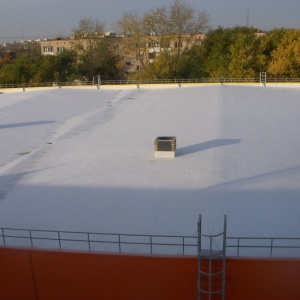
[41,32,206,56]
[40,38,73,55]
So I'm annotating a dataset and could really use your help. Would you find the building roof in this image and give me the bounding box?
[0,84,299,245]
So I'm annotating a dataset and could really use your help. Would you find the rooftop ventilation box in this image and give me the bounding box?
[154,136,176,158]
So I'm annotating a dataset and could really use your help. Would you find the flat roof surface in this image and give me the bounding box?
[0,85,300,244]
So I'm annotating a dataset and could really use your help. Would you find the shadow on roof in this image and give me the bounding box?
[176,139,241,156]
[0,121,55,129]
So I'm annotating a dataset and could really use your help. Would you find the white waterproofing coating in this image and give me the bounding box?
[0,85,300,243]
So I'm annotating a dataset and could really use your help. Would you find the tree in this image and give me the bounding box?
[0,52,13,66]
[228,27,257,78]
[169,0,209,56]
[253,28,289,73]
[71,17,106,58]
[143,6,172,54]
[0,56,36,84]
[176,44,207,78]
[77,38,122,80]
[200,26,260,78]
[33,55,58,82]
[267,29,300,77]
[143,0,209,56]
[201,27,232,77]
[116,0,209,77]
[33,50,77,83]
[70,17,123,80]
[72,17,105,39]
[116,12,148,69]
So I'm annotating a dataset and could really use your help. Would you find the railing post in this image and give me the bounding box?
[88,233,91,251]
[150,235,153,254]
[270,238,273,257]
[29,230,33,247]
[222,215,227,300]
[197,215,202,300]
[58,231,62,249]
[118,234,121,253]
[209,237,212,300]
[1,228,5,246]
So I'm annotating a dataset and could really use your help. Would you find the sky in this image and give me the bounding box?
[0,0,300,44]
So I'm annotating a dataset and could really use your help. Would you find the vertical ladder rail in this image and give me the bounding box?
[260,72,267,86]
[197,215,227,300]
[197,215,202,300]
[222,215,227,300]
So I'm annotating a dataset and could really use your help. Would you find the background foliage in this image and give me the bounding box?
[1,1,300,84]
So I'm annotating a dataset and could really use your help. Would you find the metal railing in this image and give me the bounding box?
[100,78,261,85]
[1,227,300,257]
[0,81,94,89]
[1,77,300,89]
[0,228,197,255]
[226,236,300,257]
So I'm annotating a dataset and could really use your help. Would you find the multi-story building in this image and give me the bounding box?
[40,38,73,56]
[40,33,207,77]
[40,33,206,57]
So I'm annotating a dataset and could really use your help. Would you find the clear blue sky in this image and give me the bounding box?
[1,0,300,44]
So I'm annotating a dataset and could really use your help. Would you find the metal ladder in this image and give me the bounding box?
[197,215,227,300]
[260,72,267,86]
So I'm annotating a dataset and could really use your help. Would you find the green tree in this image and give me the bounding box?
[77,38,121,80]
[201,27,232,77]
[0,56,36,84]
[71,17,123,80]
[33,55,58,82]
[253,28,289,73]
[201,26,260,78]
[56,50,78,81]
[176,44,207,78]
[228,27,257,78]
[33,50,77,83]
[267,29,300,77]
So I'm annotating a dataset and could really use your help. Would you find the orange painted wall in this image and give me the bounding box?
[0,247,198,300]
[1,246,300,300]
[226,258,300,300]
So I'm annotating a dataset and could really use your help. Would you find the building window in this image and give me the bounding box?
[43,46,53,54]
[57,47,65,52]
[174,42,183,48]
[148,41,159,48]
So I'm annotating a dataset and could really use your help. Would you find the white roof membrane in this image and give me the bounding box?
[0,85,300,246]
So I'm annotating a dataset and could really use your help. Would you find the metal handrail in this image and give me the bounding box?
[1,227,300,257]
[226,236,300,257]
[0,81,94,89]
[0,228,197,255]
[1,77,300,89]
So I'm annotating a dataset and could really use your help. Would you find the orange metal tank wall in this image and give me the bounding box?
[226,258,300,300]
[0,247,198,300]
[0,247,300,300]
